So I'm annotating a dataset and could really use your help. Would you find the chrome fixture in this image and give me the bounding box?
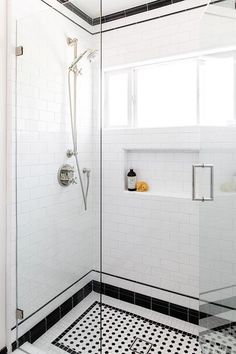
[66,37,97,210]
[83,168,91,176]
[67,149,77,158]
[58,164,77,187]
[192,164,214,202]
[69,49,98,71]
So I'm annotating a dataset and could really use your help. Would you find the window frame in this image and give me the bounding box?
[104,50,236,129]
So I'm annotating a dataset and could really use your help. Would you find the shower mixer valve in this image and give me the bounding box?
[58,164,77,187]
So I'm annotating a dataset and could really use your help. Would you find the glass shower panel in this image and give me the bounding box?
[15,1,101,347]
[101,0,200,341]
[199,1,236,352]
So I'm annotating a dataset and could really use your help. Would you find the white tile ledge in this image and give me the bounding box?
[124,191,190,200]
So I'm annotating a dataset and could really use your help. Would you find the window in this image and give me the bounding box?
[104,70,131,128]
[104,53,236,128]
[199,56,235,126]
[135,60,198,127]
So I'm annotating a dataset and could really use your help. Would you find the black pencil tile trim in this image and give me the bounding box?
[0,347,8,354]
[60,297,73,318]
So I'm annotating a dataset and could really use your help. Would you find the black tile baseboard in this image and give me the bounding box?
[92,280,204,325]
[0,347,7,354]
[11,281,93,351]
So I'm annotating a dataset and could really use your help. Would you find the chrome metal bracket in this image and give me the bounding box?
[16,308,24,320]
[16,46,23,56]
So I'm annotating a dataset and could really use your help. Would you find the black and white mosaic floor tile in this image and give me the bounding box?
[52,301,200,354]
[200,327,236,354]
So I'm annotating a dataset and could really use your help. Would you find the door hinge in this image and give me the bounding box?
[16,308,24,320]
[16,46,23,56]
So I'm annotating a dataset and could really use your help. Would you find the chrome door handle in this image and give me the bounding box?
[192,164,214,202]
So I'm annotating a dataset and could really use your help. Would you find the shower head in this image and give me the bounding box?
[87,50,98,63]
[69,49,98,70]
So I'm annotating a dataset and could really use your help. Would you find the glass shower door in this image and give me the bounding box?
[14,1,101,349]
[199,128,236,352]
[199,1,236,351]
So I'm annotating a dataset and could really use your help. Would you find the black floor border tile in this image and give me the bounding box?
[0,347,8,354]
[52,300,198,354]
[52,301,199,354]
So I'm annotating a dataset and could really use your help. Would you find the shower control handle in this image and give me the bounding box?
[192,164,214,202]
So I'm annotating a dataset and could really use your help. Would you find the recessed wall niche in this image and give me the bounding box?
[124,148,199,198]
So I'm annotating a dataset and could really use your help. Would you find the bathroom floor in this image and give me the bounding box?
[52,301,199,354]
[200,326,236,354]
[31,293,201,354]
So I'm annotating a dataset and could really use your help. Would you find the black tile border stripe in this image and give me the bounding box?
[92,280,203,326]
[11,281,93,352]
[93,270,199,300]
[95,0,226,35]
[57,0,227,27]
[52,300,198,354]
[0,347,7,354]
[41,0,228,37]
[12,268,200,333]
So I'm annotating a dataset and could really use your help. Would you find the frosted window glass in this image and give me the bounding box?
[106,71,129,127]
[135,60,198,127]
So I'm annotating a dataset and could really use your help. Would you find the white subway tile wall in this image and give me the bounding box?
[100,1,236,310]
[101,128,200,308]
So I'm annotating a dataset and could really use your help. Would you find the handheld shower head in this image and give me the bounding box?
[69,49,98,70]
[87,50,98,62]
